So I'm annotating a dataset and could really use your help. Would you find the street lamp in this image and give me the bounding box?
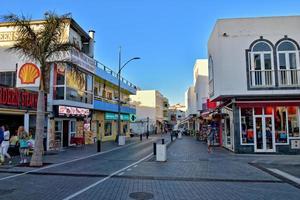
[117,47,140,144]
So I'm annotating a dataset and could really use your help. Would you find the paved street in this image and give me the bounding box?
[0,135,299,200]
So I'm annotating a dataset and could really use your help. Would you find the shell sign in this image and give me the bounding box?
[17,63,41,88]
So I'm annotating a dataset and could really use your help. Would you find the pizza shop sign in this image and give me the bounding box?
[0,86,38,110]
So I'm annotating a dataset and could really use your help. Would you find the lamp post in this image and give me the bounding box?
[117,47,140,144]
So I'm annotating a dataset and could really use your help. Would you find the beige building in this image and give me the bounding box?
[130,90,169,134]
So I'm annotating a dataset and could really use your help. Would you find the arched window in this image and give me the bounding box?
[276,40,299,86]
[249,41,275,87]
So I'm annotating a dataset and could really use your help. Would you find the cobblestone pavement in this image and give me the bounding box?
[0,135,299,200]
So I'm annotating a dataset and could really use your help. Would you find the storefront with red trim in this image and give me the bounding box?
[231,99,300,154]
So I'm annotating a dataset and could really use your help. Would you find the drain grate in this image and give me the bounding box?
[129,192,154,200]
[0,189,16,196]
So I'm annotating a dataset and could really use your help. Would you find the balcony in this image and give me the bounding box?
[95,61,137,94]
[93,95,136,114]
[278,69,300,86]
[249,69,275,87]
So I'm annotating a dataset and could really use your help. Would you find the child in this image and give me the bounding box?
[18,126,29,164]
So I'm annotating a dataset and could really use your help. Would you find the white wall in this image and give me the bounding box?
[193,59,208,111]
[208,16,300,101]
[130,90,166,124]
[185,86,197,116]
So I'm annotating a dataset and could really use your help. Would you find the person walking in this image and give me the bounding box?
[207,119,217,153]
[0,126,4,164]
[1,125,12,164]
[18,126,29,164]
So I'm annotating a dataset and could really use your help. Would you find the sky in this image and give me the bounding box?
[1,0,300,104]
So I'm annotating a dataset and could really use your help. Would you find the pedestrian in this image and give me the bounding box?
[0,126,4,164]
[18,126,29,164]
[207,119,217,153]
[1,125,12,164]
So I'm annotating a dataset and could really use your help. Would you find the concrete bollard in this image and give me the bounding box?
[153,142,156,155]
[162,138,165,144]
[156,143,167,161]
[140,134,142,141]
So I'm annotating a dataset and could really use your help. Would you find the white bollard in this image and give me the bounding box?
[118,135,126,146]
[156,143,167,161]
[178,132,182,139]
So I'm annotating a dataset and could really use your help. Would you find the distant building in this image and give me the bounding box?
[169,104,186,128]
[130,90,169,134]
[182,59,209,131]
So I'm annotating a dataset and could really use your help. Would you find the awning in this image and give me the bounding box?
[236,100,300,108]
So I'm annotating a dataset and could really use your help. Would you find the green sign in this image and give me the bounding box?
[105,113,130,121]
[130,114,137,122]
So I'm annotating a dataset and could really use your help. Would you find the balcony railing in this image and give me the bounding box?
[94,95,136,108]
[278,69,300,86]
[95,61,137,90]
[250,69,275,87]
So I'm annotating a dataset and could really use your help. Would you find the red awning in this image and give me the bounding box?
[236,100,300,108]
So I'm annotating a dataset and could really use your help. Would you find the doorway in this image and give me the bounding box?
[254,115,275,152]
[63,120,69,147]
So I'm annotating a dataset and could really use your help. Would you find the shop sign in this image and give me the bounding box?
[105,113,130,121]
[0,86,38,110]
[58,106,90,117]
[129,114,137,122]
[16,63,41,88]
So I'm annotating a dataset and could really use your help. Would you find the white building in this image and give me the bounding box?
[193,59,209,111]
[130,90,169,134]
[208,16,300,154]
[185,86,197,116]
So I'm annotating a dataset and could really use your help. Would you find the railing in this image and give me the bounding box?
[95,60,137,90]
[250,69,275,87]
[94,95,136,108]
[278,69,300,86]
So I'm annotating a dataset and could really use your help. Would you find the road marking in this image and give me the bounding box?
[118,172,125,176]
[63,153,153,200]
[127,168,132,171]
[0,140,144,181]
[268,168,300,185]
[133,165,138,168]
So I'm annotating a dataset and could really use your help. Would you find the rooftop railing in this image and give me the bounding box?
[95,60,137,90]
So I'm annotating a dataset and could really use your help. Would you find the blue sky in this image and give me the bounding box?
[1,0,300,104]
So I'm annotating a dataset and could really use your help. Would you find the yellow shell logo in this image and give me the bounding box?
[19,63,40,84]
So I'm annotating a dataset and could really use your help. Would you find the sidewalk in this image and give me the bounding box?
[0,136,142,169]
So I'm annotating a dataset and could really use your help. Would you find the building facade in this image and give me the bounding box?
[91,63,136,142]
[130,90,169,134]
[0,18,137,150]
[208,16,300,154]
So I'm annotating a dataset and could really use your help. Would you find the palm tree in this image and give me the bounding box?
[3,12,75,166]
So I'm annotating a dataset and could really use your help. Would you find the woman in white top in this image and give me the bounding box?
[1,125,11,163]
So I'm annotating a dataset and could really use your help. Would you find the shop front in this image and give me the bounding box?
[0,86,48,149]
[48,105,92,150]
[234,100,300,154]
[91,111,130,142]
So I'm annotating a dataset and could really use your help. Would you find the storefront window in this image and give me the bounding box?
[54,64,93,104]
[274,107,288,143]
[287,106,300,138]
[70,120,76,141]
[123,124,128,134]
[240,108,254,144]
[105,122,112,136]
[55,121,62,142]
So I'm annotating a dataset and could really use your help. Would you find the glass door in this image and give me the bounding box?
[254,115,275,152]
